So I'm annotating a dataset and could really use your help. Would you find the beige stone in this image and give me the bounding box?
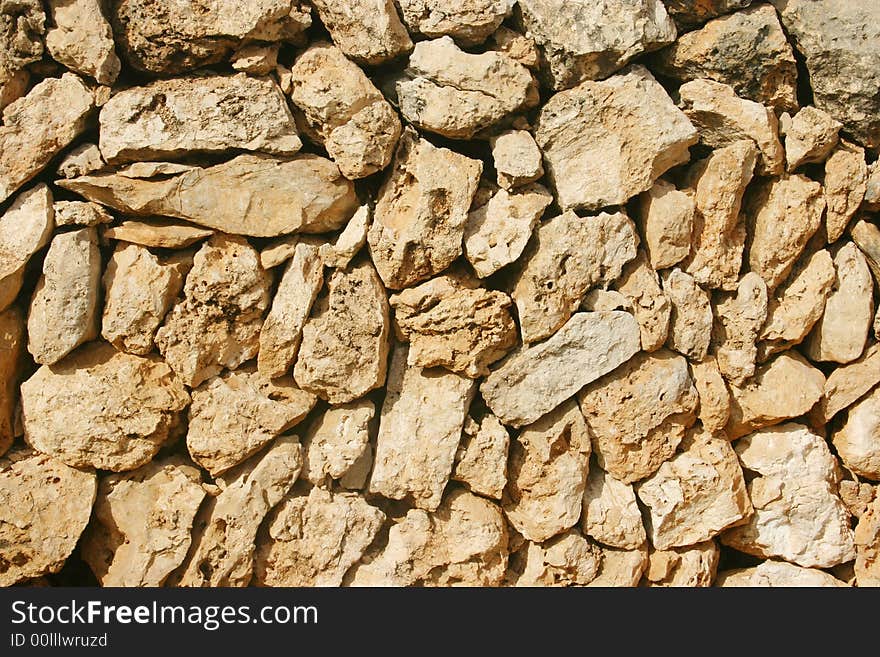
[45,0,120,84]
[717,560,848,587]
[0,307,23,456]
[866,162,880,211]
[784,106,841,171]
[309,0,412,65]
[637,180,694,270]
[103,219,213,249]
[824,141,867,243]
[56,142,105,179]
[662,268,713,361]
[0,1,44,82]
[488,26,540,70]
[0,69,28,113]
[855,496,880,587]
[587,544,649,587]
[452,415,509,500]
[231,44,279,75]
[820,344,880,422]
[481,311,641,428]
[839,480,875,519]
[513,530,601,587]
[644,541,719,587]
[614,252,671,352]
[689,357,730,434]
[712,272,768,384]
[831,388,880,481]
[581,465,646,549]
[850,218,880,284]
[53,201,112,227]
[0,185,54,311]
[398,0,511,45]
[301,400,374,485]
[318,205,370,269]
[491,130,543,190]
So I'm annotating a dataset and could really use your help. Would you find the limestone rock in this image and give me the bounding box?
[0,307,23,456]
[535,65,697,212]
[820,344,880,423]
[637,180,694,271]
[54,201,112,227]
[398,37,535,140]
[81,458,206,587]
[581,465,646,549]
[850,218,880,284]
[231,43,278,74]
[155,235,272,387]
[726,352,824,439]
[0,1,44,80]
[27,227,101,365]
[712,272,768,384]
[368,345,475,511]
[0,449,96,586]
[678,79,784,176]
[103,220,212,250]
[513,530,601,586]
[452,415,509,500]
[518,0,676,90]
[45,0,120,85]
[56,142,105,179]
[294,260,390,404]
[663,1,752,29]
[783,106,841,171]
[805,242,873,364]
[614,252,671,352]
[855,496,880,587]
[644,541,719,587]
[0,69,28,112]
[254,487,385,586]
[488,26,540,70]
[463,184,552,278]
[318,205,370,269]
[824,141,867,243]
[0,73,93,203]
[652,4,797,111]
[831,388,880,481]
[503,400,591,543]
[368,129,481,289]
[301,400,374,485]
[580,349,698,483]
[717,560,848,587]
[866,163,880,211]
[398,0,512,46]
[20,341,190,471]
[59,154,357,238]
[290,43,401,179]
[721,423,856,569]
[491,130,543,191]
[513,210,638,344]
[689,356,730,434]
[839,480,875,520]
[481,311,641,428]
[309,0,412,65]
[587,545,648,587]
[662,268,713,361]
[0,185,54,311]
[172,435,302,587]
[390,273,517,378]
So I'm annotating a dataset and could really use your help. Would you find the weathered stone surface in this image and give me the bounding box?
[100,75,300,164]
[318,205,370,270]
[855,496,880,587]
[0,185,54,311]
[452,415,509,500]
[772,0,880,149]
[652,4,797,111]
[722,423,855,568]
[726,352,824,439]
[0,69,28,112]
[46,0,120,85]
[103,219,213,249]
[503,400,590,543]
[21,341,189,471]
[27,227,101,365]
[662,268,713,361]
[231,43,279,74]
[663,0,751,29]
[188,368,316,476]
[290,43,400,178]
[513,530,601,586]
[390,273,517,378]
[866,163,880,211]
[56,142,105,179]
[0,449,96,586]
[637,180,694,271]
[488,26,540,69]
[309,0,412,65]
[0,73,93,203]
[587,544,648,587]
[839,480,875,520]
[155,235,271,387]
[0,1,44,79]
[745,174,825,290]
[580,349,698,483]
[831,388,880,481]
[824,141,867,243]
[59,154,357,238]
[581,465,645,549]
[0,307,22,456]
[255,487,385,586]
[679,79,783,176]
[805,242,873,364]
[518,0,676,90]
[491,130,543,190]
[717,560,848,587]
[301,400,374,485]
[54,201,112,227]
[481,311,641,428]
[368,345,475,510]
[352,488,507,586]
[644,541,719,587]
[614,252,671,352]
[368,130,481,289]
[689,356,730,434]
[712,272,768,384]
[294,260,390,404]
[851,218,880,285]
[820,344,880,423]
[257,242,323,379]
[172,435,302,587]
[783,106,841,171]
[512,210,638,344]
[110,0,312,74]
[398,0,511,45]
[398,37,534,140]
[82,458,206,587]
[636,429,751,549]
[463,184,552,279]
[535,65,697,211]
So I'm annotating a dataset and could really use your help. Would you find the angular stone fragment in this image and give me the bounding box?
[368,345,475,510]
[745,174,825,290]
[0,1,44,80]
[390,274,517,378]
[581,465,645,549]
[294,260,390,403]
[491,130,543,191]
[637,180,694,271]
[452,415,509,500]
[301,400,374,485]
[805,242,873,364]
[318,205,370,269]
[231,44,278,74]
[310,0,411,64]
[518,0,676,90]
[535,65,697,211]
[644,541,719,587]
[27,228,101,365]
[0,185,54,311]
[824,141,867,243]
[614,252,670,352]
[663,0,751,29]
[662,269,713,361]
[398,37,534,140]
[652,5,797,111]
[0,73,93,203]
[726,352,824,439]
[831,388,880,481]
[587,545,648,587]
[398,0,511,45]
[46,0,121,85]
[850,218,880,284]
[351,488,507,586]
[82,458,206,587]
[820,344,880,423]
[110,0,312,74]
[712,273,768,384]
[784,106,841,171]
[0,307,22,456]
[488,26,540,69]
[0,69,28,112]
[368,130,481,289]
[580,349,698,484]
[155,235,271,387]
[103,219,213,249]
[463,184,552,278]
[59,154,357,238]
[866,163,880,211]
[679,79,784,176]
[172,435,302,587]
[717,560,848,587]
[53,201,112,227]
[722,423,856,568]
[56,143,105,179]
[839,480,875,520]
[855,496,880,587]
[513,530,601,586]
[255,487,385,586]
[21,342,189,471]
[481,311,641,428]
[689,357,730,434]
[0,449,96,586]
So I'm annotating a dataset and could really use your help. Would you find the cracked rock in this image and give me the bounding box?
[783,106,841,171]
[823,141,867,243]
[662,268,713,361]
[309,0,412,65]
[452,414,509,500]
[711,272,768,384]
[581,465,646,549]
[717,560,847,587]
[0,184,54,312]
[637,180,694,271]
[398,0,512,46]
[614,252,671,352]
[644,541,719,587]
[45,0,120,85]
[301,400,375,486]
[491,130,543,191]
[831,388,880,481]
